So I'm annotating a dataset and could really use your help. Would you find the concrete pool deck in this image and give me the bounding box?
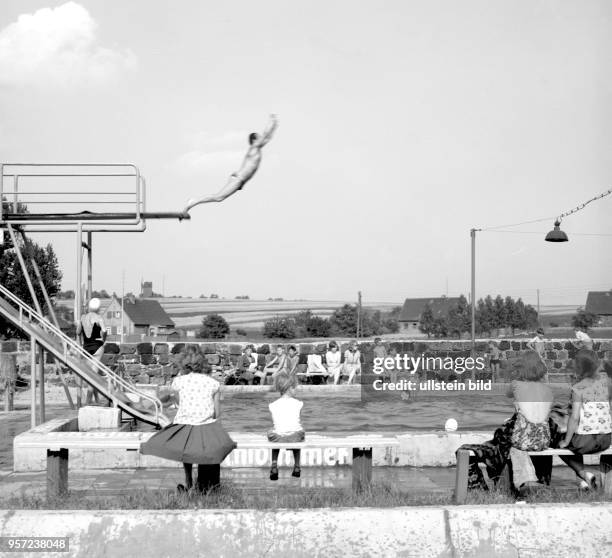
[1,503,611,557]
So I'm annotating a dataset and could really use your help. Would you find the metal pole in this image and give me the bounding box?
[38,345,45,423]
[356,291,361,339]
[86,232,92,302]
[30,337,37,428]
[75,223,83,408]
[470,229,476,354]
[6,225,43,316]
[75,223,83,327]
[537,289,541,325]
[121,270,125,343]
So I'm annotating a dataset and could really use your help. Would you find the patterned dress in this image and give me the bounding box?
[140,373,236,464]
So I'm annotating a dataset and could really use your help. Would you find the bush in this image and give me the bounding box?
[263,316,296,339]
[199,314,230,339]
[304,316,331,337]
[235,328,248,337]
[572,308,598,332]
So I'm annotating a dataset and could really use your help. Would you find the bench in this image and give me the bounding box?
[454,447,612,504]
[33,433,399,498]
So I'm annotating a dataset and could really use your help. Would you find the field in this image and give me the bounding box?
[161,299,394,329]
[57,297,400,334]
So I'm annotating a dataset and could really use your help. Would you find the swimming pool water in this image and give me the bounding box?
[214,389,571,433]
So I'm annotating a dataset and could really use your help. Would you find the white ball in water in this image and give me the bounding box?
[445,418,458,432]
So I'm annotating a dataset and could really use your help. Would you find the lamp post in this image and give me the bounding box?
[472,187,611,352]
[470,228,479,355]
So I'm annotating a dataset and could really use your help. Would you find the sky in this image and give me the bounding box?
[0,0,610,307]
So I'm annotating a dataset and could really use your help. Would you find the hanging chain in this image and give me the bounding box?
[558,187,612,222]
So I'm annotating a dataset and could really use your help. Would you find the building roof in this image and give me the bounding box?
[398,297,460,322]
[122,298,175,327]
[585,290,612,316]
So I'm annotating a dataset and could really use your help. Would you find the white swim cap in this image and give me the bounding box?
[88,298,101,312]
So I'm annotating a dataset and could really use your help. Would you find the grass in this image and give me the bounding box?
[4,483,612,510]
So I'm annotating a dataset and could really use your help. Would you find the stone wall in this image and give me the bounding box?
[2,339,611,386]
[101,339,612,384]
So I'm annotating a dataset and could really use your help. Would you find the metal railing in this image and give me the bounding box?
[0,283,168,425]
[0,163,146,232]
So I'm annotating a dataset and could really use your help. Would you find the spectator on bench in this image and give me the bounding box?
[325,341,343,384]
[234,345,257,385]
[558,349,612,489]
[268,372,304,481]
[306,352,327,376]
[255,345,286,385]
[343,341,362,384]
[281,345,299,376]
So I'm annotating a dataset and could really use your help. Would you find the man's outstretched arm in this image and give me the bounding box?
[253,114,278,147]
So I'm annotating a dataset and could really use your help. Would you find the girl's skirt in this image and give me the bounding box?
[140,420,236,464]
[567,432,611,454]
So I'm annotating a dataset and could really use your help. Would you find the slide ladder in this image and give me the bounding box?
[0,283,170,427]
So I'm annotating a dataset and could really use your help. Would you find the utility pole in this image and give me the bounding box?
[537,288,541,325]
[356,291,362,339]
[470,228,480,356]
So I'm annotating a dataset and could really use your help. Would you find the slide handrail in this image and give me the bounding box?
[0,283,167,425]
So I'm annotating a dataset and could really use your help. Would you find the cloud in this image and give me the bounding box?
[174,130,249,175]
[0,2,136,88]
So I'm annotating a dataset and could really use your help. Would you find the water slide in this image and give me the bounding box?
[0,284,170,427]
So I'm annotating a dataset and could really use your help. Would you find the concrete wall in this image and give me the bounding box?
[13,417,494,472]
[1,504,610,557]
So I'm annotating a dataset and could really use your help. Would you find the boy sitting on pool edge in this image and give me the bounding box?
[267,372,305,480]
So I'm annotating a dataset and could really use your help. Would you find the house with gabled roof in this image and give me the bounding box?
[398,296,460,336]
[103,295,176,337]
[585,290,612,326]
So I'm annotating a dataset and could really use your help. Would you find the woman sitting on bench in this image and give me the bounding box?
[255,345,286,385]
[140,351,236,493]
[558,349,612,489]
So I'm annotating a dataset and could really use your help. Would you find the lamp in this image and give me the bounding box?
[544,220,568,242]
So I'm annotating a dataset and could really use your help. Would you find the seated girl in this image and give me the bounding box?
[325,341,343,384]
[140,351,236,493]
[558,349,612,489]
[255,345,286,385]
[506,350,553,494]
[267,372,305,481]
[343,341,361,384]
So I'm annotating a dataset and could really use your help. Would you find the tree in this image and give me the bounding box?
[447,295,471,338]
[58,290,75,299]
[263,316,297,339]
[92,289,110,299]
[509,298,527,333]
[492,295,506,333]
[330,304,358,336]
[431,316,449,338]
[198,314,230,339]
[478,295,496,335]
[525,304,538,329]
[418,303,436,338]
[572,308,598,332]
[0,210,63,338]
[304,316,331,337]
